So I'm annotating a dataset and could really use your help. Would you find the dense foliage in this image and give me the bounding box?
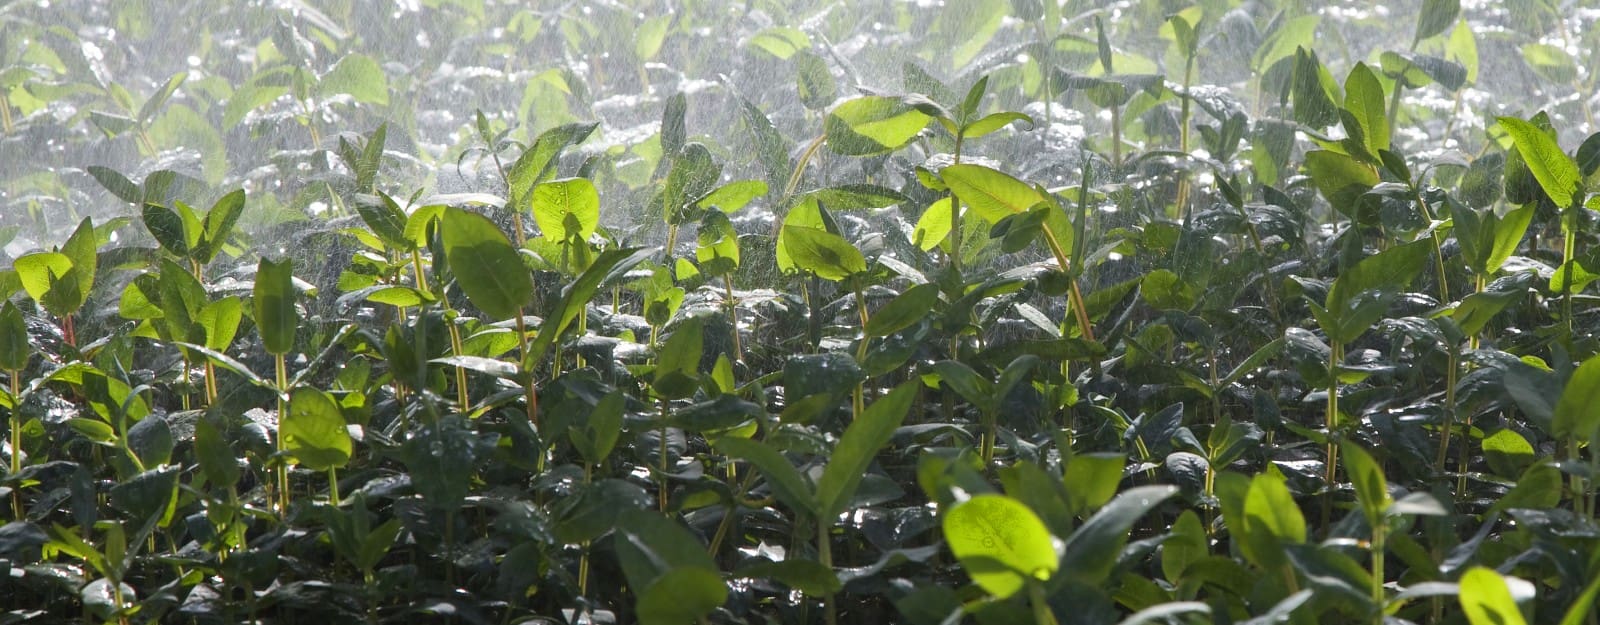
[2,0,1600,624]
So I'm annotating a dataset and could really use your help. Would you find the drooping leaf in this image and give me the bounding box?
[440,207,532,321]
[816,382,916,519]
[824,95,936,156]
[253,257,298,355]
[283,387,351,472]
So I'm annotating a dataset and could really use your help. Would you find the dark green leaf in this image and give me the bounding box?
[253,257,298,355]
[816,382,916,519]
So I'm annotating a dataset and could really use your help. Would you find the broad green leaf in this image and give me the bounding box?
[526,247,651,367]
[865,283,939,338]
[694,211,740,276]
[440,207,532,321]
[653,317,703,399]
[781,226,864,281]
[816,382,916,519]
[1324,238,1432,344]
[253,258,298,355]
[507,122,599,204]
[932,360,994,412]
[319,53,388,105]
[1251,15,1318,73]
[194,189,245,264]
[963,112,1032,139]
[801,184,908,211]
[696,180,768,212]
[663,142,721,223]
[1063,452,1125,515]
[88,166,142,204]
[196,296,243,352]
[14,252,72,307]
[824,96,934,156]
[942,494,1057,599]
[194,418,239,489]
[1413,0,1459,47]
[1498,116,1580,208]
[913,197,955,251]
[1060,485,1178,584]
[794,50,836,111]
[1343,63,1389,157]
[1458,567,1528,625]
[1340,441,1390,520]
[1521,43,1577,84]
[1239,468,1304,569]
[941,164,1044,224]
[283,387,351,472]
[1447,18,1478,84]
[634,15,672,61]
[1553,355,1600,442]
[715,436,817,518]
[531,177,600,242]
[1481,428,1536,479]
[746,27,809,60]
[637,567,727,625]
[1292,48,1340,129]
[1305,150,1378,219]
[0,301,31,371]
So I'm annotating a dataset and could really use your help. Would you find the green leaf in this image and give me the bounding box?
[194,189,245,264]
[715,436,817,519]
[653,317,704,399]
[354,192,411,249]
[1063,452,1125,515]
[932,360,994,412]
[507,122,599,205]
[1498,116,1580,208]
[1239,468,1305,569]
[1252,15,1319,73]
[733,559,841,596]
[1458,567,1528,625]
[1553,355,1600,442]
[694,211,740,276]
[746,27,810,60]
[87,166,142,204]
[1060,485,1178,584]
[634,15,672,61]
[1481,428,1536,479]
[794,50,836,111]
[527,247,651,367]
[0,301,31,372]
[1292,48,1340,129]
[1305,150,1379,219]
[1521,43,1577,84]
[1340,441,1390,521]
[319,53,388,105]
[824,96,934,156]
[194,418,239,489]
[14,252,72,306]
[963,112,1032,139]
[1343,63,1389,157]
[941,164,1045,224]
[913,197,955,251]
[781,226,864,281]
[1413,0,1459,47]
[816,382,916,519]
[531,177,600,242]
[696,180,769,212]
[637,567,727,625]
[1324,238,1432,344]
[253,257,298,355]
[663,143,721,223]
[1447,18,1478,84]
[440,207,532,321]
[865,283,939,338]
[283,387,351,472]
[196,296,243,351]
[942,494,1058,599]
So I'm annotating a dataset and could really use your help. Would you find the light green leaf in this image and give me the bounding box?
[531,177,600,242]
[940,164,1044,224]
[824,96,934,157]
[1458,567,1528,625]
[319,53,388,106]
[942,494,1058,599]
[1344,63,1389,157]
[1498,116,1580,208]
[780,225,864,281]
[253,257,298,355]
[283,387,352,472]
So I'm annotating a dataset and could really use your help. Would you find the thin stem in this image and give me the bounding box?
[1323,340,1343,531]
[276,353,289,517]
[724,275,742,362]
[852,282,870,421]
[1028,579,1060,625]
[1371,518,1386,620]
[0,93,14,134]
[8,370,19,519]
[950,132,966,272]
[1038,226,1096,342]
[1436,350,1458,475]
[818,519,837,625]
[658,399,671,512]
[515,311,538,426]
[327,466,340,507]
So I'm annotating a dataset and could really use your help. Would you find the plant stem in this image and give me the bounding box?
[0,93,14,134]
[1038,226,1096,342]
[852,281,870,421]
[1563,207,1577,342]
[817,519,837,625]
[1371,518,1386,621]
[276,353,289,517]
[1436,350,1458,475]
[8,370,18,519]
[1110,105,1122,169]
[950,132,966,272]
[1027,579,1060,625]
[515,310,538,426]
[1322,340,1343,530]
[658,399,671,512]
[724,274,742,362]
[327,467,340,507]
